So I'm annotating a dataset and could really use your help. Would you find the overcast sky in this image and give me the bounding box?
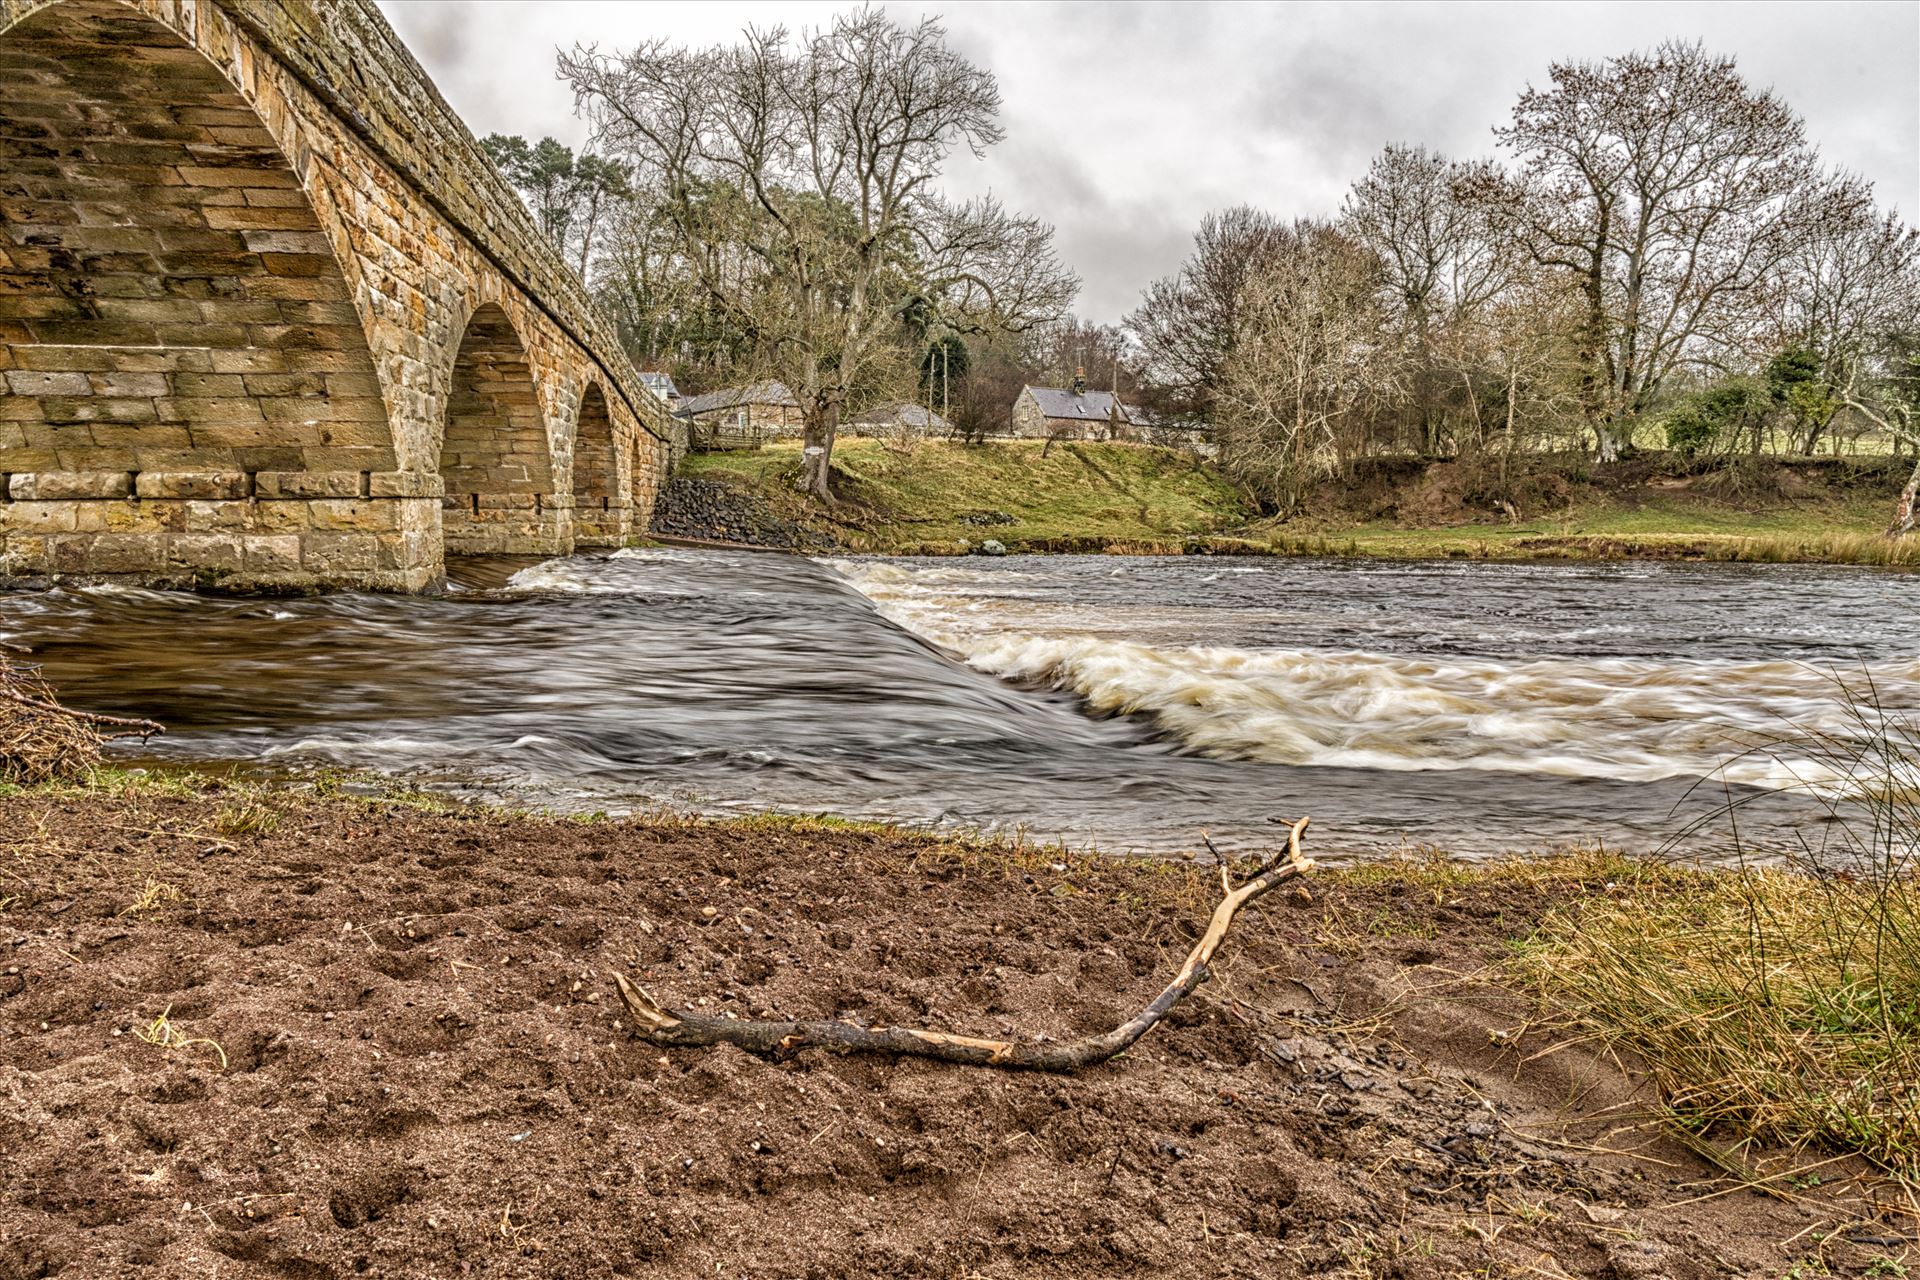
[380,1,1920,324]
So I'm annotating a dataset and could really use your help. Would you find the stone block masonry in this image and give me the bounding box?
[0,0,675,591]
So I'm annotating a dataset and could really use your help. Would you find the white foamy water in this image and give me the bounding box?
[830,558,1920,792]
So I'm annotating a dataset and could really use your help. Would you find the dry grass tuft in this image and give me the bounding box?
[134,1005,227,1069]
[1515,865,1920,1181]
[2,648,104,785]
[1515,686,1920,1185]
[214,801,281,839]
[120,877,186,917]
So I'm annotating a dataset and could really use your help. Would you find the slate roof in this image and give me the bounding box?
[855,402,952,432]
[638,371,680,401]
[1022,385,1132,423]
[674,381,799,417]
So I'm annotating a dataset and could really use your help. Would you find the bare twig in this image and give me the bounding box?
[615,817,1316,1072]
[1,650,163,785]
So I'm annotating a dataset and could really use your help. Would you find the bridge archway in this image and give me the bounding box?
[0,0,418,585]
[438,301,559,555]
[570,382,622,547]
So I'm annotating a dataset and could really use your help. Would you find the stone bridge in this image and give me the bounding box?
[0,0,679,591]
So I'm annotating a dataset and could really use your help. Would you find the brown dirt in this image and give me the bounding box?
[1,784,1912,1279]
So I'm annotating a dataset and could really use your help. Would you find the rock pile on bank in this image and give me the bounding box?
[649,478,839,551]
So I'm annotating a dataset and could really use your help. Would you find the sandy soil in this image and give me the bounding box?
[0,783,1911,1279]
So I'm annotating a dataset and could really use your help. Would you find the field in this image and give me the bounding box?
[678,438,1257,553]
[676,439,1916,564]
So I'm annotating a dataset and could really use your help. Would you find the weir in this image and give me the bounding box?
[0,0,678,591]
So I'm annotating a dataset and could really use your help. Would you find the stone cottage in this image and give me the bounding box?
[1010,382,1143,442]
[675,381,805,450]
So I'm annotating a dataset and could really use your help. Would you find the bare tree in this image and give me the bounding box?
[562,10,1075,499]
[1835,334,1920,534]
[1765,197,1920,455]
[1342,144,1510,453]
[1491,41,1834,462]
[1439,272,1588,501]
[1126,206,1286,424]
[1213,221,1398,513]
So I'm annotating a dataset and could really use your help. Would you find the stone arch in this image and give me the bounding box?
[570,381,624,547]
[0,0,421,586]
[437,301,559,555]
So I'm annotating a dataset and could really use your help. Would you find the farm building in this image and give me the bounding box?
[675,381,805,450]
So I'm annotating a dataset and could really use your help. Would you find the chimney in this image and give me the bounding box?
[1071,366,1087,395]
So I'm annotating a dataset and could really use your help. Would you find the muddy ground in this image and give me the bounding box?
[0,783,1911,1279]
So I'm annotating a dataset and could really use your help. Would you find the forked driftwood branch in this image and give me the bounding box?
[1,645,163,785]
[615,816,1316,1072]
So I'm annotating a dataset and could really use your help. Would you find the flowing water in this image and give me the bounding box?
[4,549,1916,860]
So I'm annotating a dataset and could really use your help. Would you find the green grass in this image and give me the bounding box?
[1292,491,1912,565]
[680,438,1255,553]
[681,440,1916,565]
[1512,864,1920,1184]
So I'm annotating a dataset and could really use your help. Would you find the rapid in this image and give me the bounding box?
[4,549,1914,859]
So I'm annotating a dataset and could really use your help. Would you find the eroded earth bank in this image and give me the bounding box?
[1,782,1911,1279]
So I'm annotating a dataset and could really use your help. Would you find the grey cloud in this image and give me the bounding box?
[380,0,1920,322]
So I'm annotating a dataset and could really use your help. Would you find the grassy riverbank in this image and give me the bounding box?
[680,439,1916,564]
[2,769,1916,1277]
[679,437,1259,553]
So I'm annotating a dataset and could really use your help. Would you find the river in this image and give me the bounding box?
[5,549,1915,861]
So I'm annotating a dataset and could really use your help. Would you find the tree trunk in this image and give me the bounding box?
[1594,418,1630,464]
[576,191,601,281]
[1892,454,1920,538]
[798,401,838,502]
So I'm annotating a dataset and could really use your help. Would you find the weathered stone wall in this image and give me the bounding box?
[1008,390,1048,439]
[0,0,674,590]
[685,402,807,452]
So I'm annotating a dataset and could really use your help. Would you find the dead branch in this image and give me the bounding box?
[0,650,163,785]
[616,816,1316,1072]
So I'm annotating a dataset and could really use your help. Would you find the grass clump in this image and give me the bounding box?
[1514,693,1920,1185]
[213,800,281,839]
[134,1005,227,1069]
[1515,864,1920,1181]
[120,877,186,917]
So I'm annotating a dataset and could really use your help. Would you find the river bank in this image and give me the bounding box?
[670,440,1917,566]
[2,775,1914,1279]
